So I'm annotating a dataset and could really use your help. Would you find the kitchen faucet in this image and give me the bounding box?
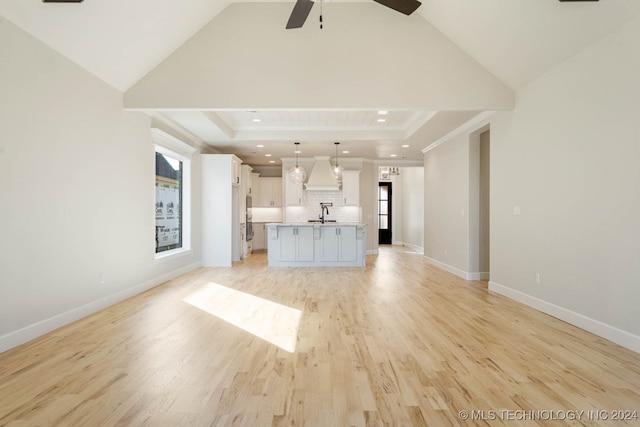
[319,203,332,224]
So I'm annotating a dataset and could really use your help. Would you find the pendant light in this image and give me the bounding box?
[331,142,344,184]
[288,142,306,184]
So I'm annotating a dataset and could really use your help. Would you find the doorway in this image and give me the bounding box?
[378,182,392,244]
[468,128,490,280]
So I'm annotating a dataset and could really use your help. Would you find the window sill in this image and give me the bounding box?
[154,247,193,263]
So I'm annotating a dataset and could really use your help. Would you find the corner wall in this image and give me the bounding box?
[0,18,202,353]
[396,167,425,252]
[489,15,640,352]
[423,132,473,278]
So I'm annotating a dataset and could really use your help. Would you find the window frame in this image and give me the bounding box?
[152,128,196,261]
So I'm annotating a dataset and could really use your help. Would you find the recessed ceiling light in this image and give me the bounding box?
[269,160,276,163]
[402,144,410,148]
[252,118,262,123]
[377,110,388,115]
[342,150,350,154]
[265,154,272,157]
[257,144,264,148]
[377,118,386,123]
[390,154,397,157]
[295,150,301,154]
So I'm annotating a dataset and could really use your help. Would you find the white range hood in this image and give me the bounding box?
[304,156,340,192]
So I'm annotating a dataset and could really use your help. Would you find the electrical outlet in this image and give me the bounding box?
[99,273,105,285]
[513,206,521,216]
[535,273,541,284]
[444,249,448,256]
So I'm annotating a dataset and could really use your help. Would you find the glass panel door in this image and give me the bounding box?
[378,182,392,244]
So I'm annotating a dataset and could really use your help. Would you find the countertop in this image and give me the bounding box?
[267,222,365,227]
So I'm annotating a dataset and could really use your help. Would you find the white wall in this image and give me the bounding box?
[0,18,201,352]
[489,15,640,351]
[423,133,472,277]
[124,3,512,110]
[395,168,424,252]
[422,15,640,352]
[360,161,378,254]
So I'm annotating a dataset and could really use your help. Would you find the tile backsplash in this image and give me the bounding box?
[285,191,361,223]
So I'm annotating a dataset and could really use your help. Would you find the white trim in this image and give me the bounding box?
[397,242,424,254]
[151,128,198,158]
[424,256,469,280]
[154,137,192,259]
[467,272,490,281]
[147,113,207,150]
[0,263,201,354]
[154,248,193,263]
[372,159,424,168]
[489,281,640,354]
[424,256,488,281]
[421,111,496,154]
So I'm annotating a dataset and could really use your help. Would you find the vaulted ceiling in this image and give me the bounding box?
[2,0,639,165]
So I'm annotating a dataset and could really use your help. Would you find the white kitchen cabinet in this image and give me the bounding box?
[267,224,366,267]
[241,165,253,196]
[202,154,243,267]
[252,223,267,251]
[319,226,358,262]
[257,177,282,207]
[232,157,241,186]
[251,172,260,197]
[278,226,314,262]
[284,177,304,206]
[239,165,253,225]
[341,170,360,206]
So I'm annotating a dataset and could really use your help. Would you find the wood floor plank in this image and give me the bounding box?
[1,247,640,426]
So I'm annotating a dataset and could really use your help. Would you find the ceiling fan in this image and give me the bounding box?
[286,0,422,29]
[285,0,598,30]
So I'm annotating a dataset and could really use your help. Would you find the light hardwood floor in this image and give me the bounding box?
[1,247,639,426]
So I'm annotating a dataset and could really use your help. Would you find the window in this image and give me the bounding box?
[155,151,183,253]
[152,128,196,259]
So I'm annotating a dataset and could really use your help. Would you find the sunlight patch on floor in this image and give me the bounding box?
[183,282,301,353]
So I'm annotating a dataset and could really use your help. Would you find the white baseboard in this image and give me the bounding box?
[398,242,424,254]
[468,272,490,281]
[424,256,486,281]
[424,256,467,279]
[489,281,640,354]
[0,262,201,354]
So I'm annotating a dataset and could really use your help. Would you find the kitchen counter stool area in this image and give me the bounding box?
[267,223,366,267]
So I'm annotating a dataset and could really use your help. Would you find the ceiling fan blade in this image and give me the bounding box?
[373,0,421,15]
[286,0,315,29]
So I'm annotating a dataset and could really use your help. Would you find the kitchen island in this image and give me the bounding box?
[266,223,366,267]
